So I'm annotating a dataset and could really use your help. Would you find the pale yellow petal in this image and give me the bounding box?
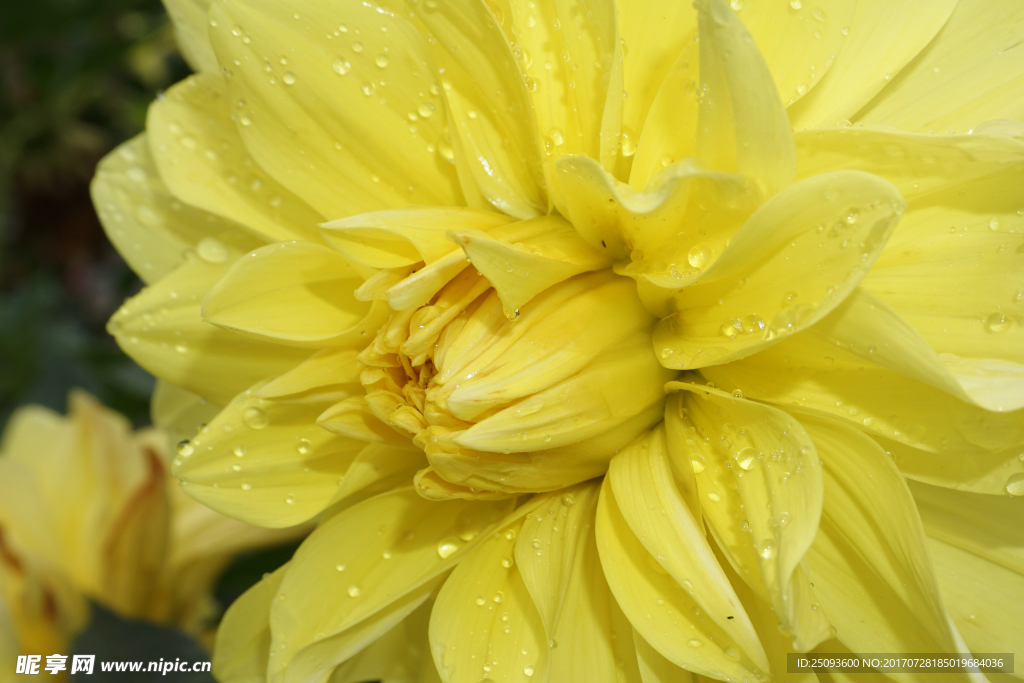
[108,253,309,405]
[795,127,1024,199]
[608,425,768,669]
[501,0,616,213]
[330,601,429,683]
[736,0,855,109]
[327,442,426,507]
[91,134,244,284]
[207,0,463,220]
[787,0,957,129]
[514,482,600,639]
[595,477,768,683]
[429,516,547,683]
[163,0,219,73]
[857,0,1024,133]
[412,0,546,217]
[212,563,285,683]
[257,348,363,400]
[321,207,514,269]
[801,413,970,670]
[630,42,699,192]
[701,331,1024,457]
[202,241,385,347]
[270,488,514,682]
[667,383,832,651]
[653,170,904,369]
[662,394,700,519]
[881,436,1024,497]
[634,630,695,683]
[615,0,697,180]
[815,288,1024,412]
[694,0,794,198]
[449,215,612,317]
[909,482,1024,667]
[148,73,324,242]
[151,380,222,445]
[862,163,1024,367]
[173,384,364,528]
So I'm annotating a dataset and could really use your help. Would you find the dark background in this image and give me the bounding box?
[1,0,301,674]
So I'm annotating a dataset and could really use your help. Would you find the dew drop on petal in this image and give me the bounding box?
[758,540,775,560]
[244,406,269,429]
[1006,473,1024,496]
[177,440,194,457]
[985,312,1012,333]
[348,585,361,597]
[282,72,296,85]
[736,446,758,470]
[437,539,459,559]
[687,638,703,648]
[333,59,351,75]
[687,244,710,269]
[296,438,312,454]
[233,444,246,457]
[197,237,229,263]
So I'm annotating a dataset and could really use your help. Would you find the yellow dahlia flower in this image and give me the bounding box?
[94,0,1024,679]
[0,391,299,674]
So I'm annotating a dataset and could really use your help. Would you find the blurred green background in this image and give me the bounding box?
[0,1,302,673]
[0,0,186,430]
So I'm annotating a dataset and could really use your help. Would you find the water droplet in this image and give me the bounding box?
[333,59,351,75]
[493,591,505,603]
[285,494,295,504]
[352,41,363,52]
[811,6,826,21]
[549,639,558,649]
[561,494,575,506]
[335,563,346,572]
[841,25,850,35]
[239,115,252,126]
[282,72,296,85]
[375,54,389,68]
[243,406,269,429]
[1006,473,1024,496]
[691,459,705,473]
[687,638,703,648]
[348,585,361,597]
[231,464,241,472]
[524,665,536,677]
[296,438,312,455]
[233,444,246,457]
[687,244,710,269]
[175,343,188,354]
[418,103,434,118]
[725,646,741,662]
[177,440,194,457]
[549,128,564,146]
[732,389,744,399]
[736,447,759,470]
[501,556,514,568]
[758,540,775,560]
[985,312,1012,333]
[197,237,229,263]
[720,318,742,339]
[990,217,1001,231]
[437,539,459,559]
[241,482,252,491]
[475,596,486,606]
[789,0,802,8]
[707,491,721,502]
[361,82,376,96]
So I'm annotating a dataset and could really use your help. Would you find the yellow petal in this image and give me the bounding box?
[151,380,222,446]
[173,384,364,528]
[909,481,1024,659]
[557,154,757,265]
[615,0,697,180]
[212,563,285,683]
[795,127,1024,199]
[608,425,769,669]
[91,134,244,284]
[501,0,616,213]
[327,442,426,507]
[163,0,218,73]
[862,163,1024,368]
[207,0,463,220]
[449,215,613,317]
[317,396,409,445]
[412,0,546,217]
[787,0,956,129]
[548,495,636,683]
[702,330,1024,457]
[634,630,695,683]
[321,207,514,269]
[737,0,855,109]
[882,436,1024,497]
[384,249,473,312]
[515,482,601,639]
[663,394,701,519]
[272,488,514,682]
[108,254,309,405]
[595,477,768,683]
[694,0,794,198]
[331,601,430,683]
[257,348,363,400]
[202,241,384,347]
[429,515,547,683]
[667,383,832,651]
[653,170,904,369]
[801,413,970,661]
[857,0,1024,133]
[148,73,324,242]
[630,41,699,192]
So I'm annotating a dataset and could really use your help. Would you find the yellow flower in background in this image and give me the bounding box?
[91,0,1024,680]
[0,391,301,678]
